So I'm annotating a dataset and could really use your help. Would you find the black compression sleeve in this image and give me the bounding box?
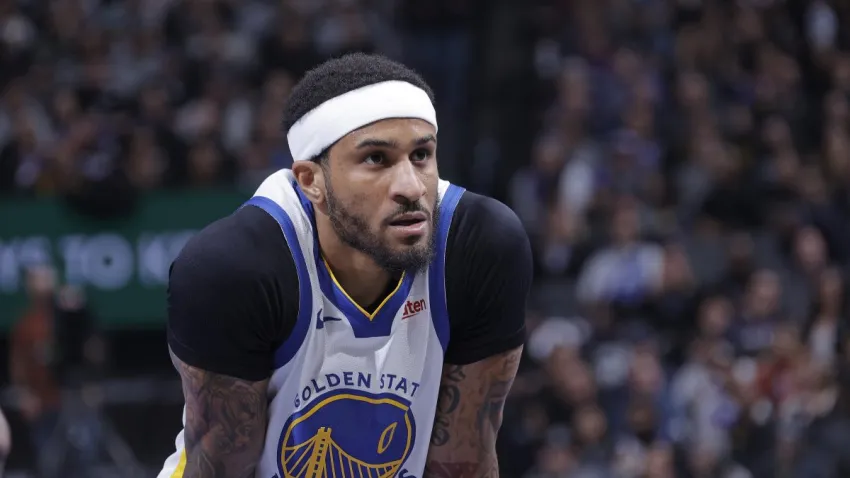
[444,192,533,365]
[166,206,298,381]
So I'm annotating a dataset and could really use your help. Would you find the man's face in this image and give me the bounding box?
[323,118,439,272]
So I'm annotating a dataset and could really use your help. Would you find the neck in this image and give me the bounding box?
[316,215,395,308]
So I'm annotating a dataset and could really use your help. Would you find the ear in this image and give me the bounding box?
[292,160,326,204]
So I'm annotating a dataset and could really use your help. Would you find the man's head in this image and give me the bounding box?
[26,264,56,302]
[284,53,439,273]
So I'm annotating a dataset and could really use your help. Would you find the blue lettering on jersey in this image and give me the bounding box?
[293,372,420,408]
[277,389,417,478]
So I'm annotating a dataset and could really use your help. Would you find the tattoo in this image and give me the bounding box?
[170,349,269,478]
[477,351,520,441]
[431,366,464,446]
[424,347,522,478]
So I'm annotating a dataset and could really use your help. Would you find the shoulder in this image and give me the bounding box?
[446,190,530,259]
[169,204,299,311]
[442,190,532,365]
[173,205,292,279]
[167,205,299,379]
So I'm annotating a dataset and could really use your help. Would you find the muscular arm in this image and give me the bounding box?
[424,346,522,478]
[164,207,298,477]
[171,349,269,478]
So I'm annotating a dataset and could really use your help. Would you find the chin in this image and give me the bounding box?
[396,233,428,247]
[389,247,435,273]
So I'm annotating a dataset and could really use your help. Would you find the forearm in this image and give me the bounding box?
[424,364,500,478]
[423,347,522,478]
[183,429,261,478]
[172,350,268,478]
[423,450,498,478]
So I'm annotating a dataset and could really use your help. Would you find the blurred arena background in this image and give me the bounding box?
[3,0,850,477]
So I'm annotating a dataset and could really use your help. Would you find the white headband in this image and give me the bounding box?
[287,80,438,161]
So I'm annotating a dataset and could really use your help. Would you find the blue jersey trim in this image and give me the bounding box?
[291,181,415,338]
[242,196,313,368]
[428,184,465,353]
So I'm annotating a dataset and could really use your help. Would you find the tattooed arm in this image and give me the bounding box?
[424,346,522,478]
[163,206,299,477]
[171,349,269,478]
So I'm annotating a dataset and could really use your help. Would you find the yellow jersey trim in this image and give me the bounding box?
[321,257,404,321]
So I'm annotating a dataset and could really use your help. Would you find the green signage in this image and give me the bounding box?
[0,190,248,330]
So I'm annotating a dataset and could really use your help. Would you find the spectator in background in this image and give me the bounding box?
[9,265,61,474]
[523,426,575,478]
[731,269,783,358]
[52,284,104,387]
[576,197,663,308]
[804,267,846,366]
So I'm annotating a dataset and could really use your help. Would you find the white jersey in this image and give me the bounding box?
[160,169,466,478]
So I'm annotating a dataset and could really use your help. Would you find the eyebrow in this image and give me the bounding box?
[415,134,437,146]
[355,134,437,149]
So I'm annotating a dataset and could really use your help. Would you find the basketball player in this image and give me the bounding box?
[159,53,531,478]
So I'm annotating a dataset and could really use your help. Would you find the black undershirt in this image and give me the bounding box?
[167,190,532,381]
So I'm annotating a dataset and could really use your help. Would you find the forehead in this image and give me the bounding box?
[335,118,436,150]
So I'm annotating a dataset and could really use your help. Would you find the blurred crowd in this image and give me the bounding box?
[0,0,472,216]
[505,0,850,477]
[6,0,850,477]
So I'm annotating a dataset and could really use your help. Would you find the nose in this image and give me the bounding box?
[388,159,427,205]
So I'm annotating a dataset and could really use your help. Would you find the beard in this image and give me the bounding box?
[324,178,438,273]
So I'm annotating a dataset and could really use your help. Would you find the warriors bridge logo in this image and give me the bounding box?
[278,389,416,478]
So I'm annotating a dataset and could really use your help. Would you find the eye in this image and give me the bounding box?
[363,153,385,165]
[411,148,432,162]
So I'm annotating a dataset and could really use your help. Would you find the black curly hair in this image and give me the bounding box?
[282,53,434,162]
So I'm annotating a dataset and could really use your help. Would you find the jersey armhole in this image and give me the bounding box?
[242,196,313,368]
[427,184,466,354]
